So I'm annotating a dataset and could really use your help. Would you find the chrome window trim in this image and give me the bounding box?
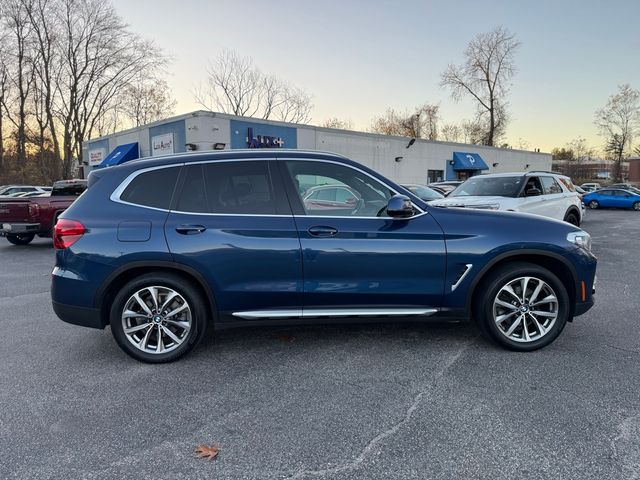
[232,307,437,320]
[110,156,428,219]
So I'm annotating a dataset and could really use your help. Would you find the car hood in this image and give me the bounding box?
[430,195,511,208]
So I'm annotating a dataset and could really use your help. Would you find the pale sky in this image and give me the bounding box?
[112,0,640,153]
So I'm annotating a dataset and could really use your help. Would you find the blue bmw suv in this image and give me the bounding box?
[52,150,597,362]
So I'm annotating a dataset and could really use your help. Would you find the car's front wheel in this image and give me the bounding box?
[589,200,599,209]
[476,262,569,351]
[633,202,640,211]
[6,233,35,245]
[110,273,209,363]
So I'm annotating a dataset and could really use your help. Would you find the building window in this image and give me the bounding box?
[427,170,444,183]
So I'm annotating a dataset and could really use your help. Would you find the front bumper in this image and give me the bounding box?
[52,301,104,329]
[0,222,40,235]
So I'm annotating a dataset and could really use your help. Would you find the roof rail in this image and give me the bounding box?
[525,170,562,175]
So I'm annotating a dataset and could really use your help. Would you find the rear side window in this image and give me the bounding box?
[540,176,563,195]
[175,161,276,215]
[120,167,180,209]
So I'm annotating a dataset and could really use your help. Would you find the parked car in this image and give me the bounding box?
[431,171,584,226]
[401,184,445,202]
[611,184,640,195]
[302,184,362,213]
[0,179,86,245]
[580,182,601,192]
[51,150,597,363]
[0,185,49,197]
[574,185,586,201]
[583,188,640,210]
[428,181,463,196]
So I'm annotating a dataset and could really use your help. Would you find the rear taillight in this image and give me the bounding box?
[28,203,40,217]
[54,219,86,249]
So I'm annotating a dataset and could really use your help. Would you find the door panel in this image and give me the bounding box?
[281,159,446,310]
[164,160,302,320]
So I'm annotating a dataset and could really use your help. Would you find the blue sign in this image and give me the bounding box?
[230,120,297,149]
[247,127,284,148]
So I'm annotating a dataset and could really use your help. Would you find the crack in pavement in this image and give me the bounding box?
[287,341,473,479]
[0,291,49,305]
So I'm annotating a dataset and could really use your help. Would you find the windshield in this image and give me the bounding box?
[404,185,444,200]
[449,176,524,198]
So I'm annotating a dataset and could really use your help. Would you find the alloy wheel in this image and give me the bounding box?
[492,276,558,343]
[121,286,192,354]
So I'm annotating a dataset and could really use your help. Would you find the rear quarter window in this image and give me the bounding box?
[119,166,180,209]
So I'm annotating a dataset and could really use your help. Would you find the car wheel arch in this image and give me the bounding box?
[466,250,578,320]
[563,206,581,225]
[95,261,218,329]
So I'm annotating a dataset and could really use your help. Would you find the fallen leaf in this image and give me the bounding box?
[195,443,220,460]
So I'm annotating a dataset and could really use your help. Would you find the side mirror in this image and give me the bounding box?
[387,194,414,218]
[526,187,542,197]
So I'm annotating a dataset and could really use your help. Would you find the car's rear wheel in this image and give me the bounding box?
[6,233,35,245]
[110,273,208,363]
[633,202,640,211]
[476,262,569,351]
[589,200,599,209]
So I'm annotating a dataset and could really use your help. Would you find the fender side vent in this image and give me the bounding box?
[451,264,473,291]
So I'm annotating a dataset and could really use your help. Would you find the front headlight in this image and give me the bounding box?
[467,203,500,210]
[567,231,592,252]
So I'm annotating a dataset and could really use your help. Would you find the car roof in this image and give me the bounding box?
[100,149,379,181]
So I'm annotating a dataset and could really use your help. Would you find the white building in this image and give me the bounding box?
[82,111,551,183]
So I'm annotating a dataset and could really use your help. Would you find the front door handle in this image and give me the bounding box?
[175,224,206,235]
[308,226,338,237]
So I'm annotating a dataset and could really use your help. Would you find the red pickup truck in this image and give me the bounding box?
[0,180,86,245]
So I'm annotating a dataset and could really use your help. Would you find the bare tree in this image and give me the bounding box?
[22,0,60,173]
[56,0,163,177]
[274,84,312,123]
[371,103,440,139]
[120,77,176,128]
[441,26,520,146]
[0,37,9,171]
[194,49,313,123]
[459,118,485,144]
[440,123,461,142]
[320,117,354,130]
[1,0,35,177]
[594,84,640,182]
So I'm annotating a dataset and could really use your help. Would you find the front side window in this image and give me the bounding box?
[175,161,276,215]
[450,176,524,198]
[286,161,394,217]
[120,167,180,209]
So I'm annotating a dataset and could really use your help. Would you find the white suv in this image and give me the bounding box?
[430,171,584,226]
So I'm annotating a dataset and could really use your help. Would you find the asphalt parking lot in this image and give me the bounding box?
[1,209,639,480]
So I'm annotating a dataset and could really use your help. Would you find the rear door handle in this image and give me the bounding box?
[308,226,338,237]
[175,224,206,235]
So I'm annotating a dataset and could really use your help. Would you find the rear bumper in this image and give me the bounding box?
[0,222,40,235]
[52,300,104,329]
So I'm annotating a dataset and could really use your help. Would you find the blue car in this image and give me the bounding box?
[51,150,597,362]
[583,188,640,210]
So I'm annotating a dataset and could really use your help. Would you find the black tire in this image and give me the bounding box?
[474,262,570,351]
[589,200,599,209]
[633,202,640,211]
[564,211,580,226]
[110,272,209,363]
[6,233,35,245]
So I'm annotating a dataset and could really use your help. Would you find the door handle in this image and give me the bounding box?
[308,226,338,237]
[175,224,206,235]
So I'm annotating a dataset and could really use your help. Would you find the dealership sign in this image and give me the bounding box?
[88,148,106,166]
[152,133,174,156]
[246,127,284,148]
